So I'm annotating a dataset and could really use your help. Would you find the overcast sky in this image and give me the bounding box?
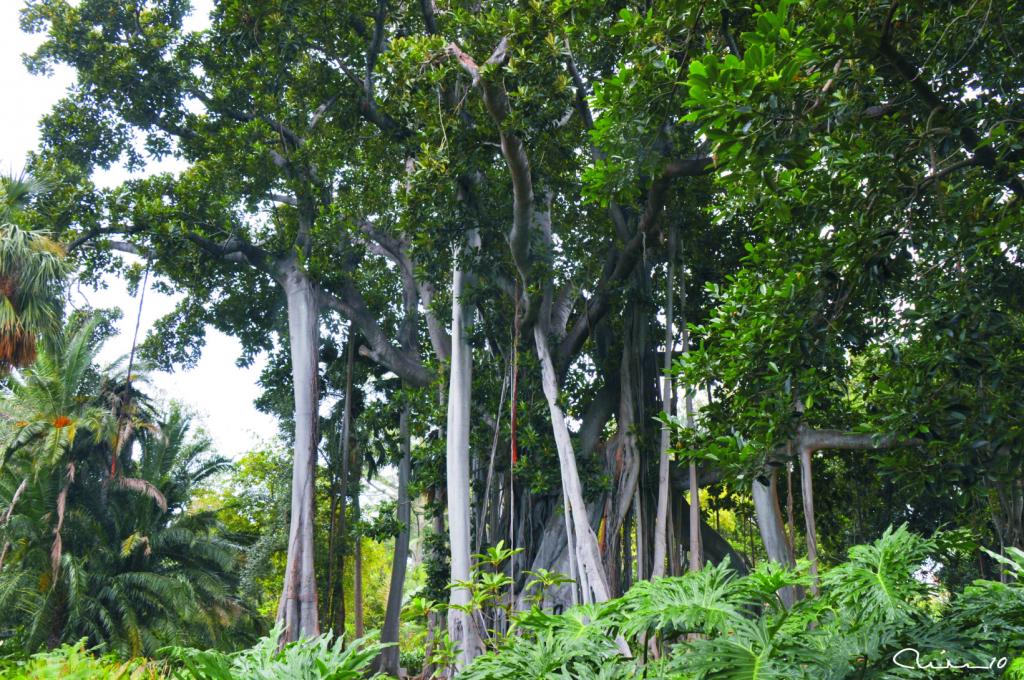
[1,1,280,458]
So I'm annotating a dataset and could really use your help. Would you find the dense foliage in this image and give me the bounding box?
[0,529,1021,678]
[0,319,254,655]
[462,528,1024,679]
[1,0,1022,675]
[0,626,383,680]
[0,174,67,373]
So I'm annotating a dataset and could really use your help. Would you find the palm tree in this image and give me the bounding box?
[0,317,115,593]
[0,319,252,653]
[48,406,248,656]
[0,173,67,373]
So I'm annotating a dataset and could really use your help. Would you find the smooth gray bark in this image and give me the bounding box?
[446,237,480,668]
[752,469,798,607]
[332,341,354,635]
[651,228,676,579]
[793,426,910,595]
[798,444,819,595]
[688,457,703,572]
[277,261,320,640]
[678,258,703,573]
[534,325,613,604]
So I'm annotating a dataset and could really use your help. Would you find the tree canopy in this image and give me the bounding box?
[2,0,1022,675]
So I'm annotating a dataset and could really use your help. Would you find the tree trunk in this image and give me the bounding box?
[277,260,321,641]
[651,228,676,580]
[673,487,686,576]
[752,470,795,568]
[790,426,915,594]
[786,460,796,555]
[676,252,703,574]
[534,325,613,603]
[324,469,339,626]
[605,442,640,591]
[333,337,356,636]
[667,497,681,576]
[798,444,820,595]
[634,487,646,580]
[688,459,703,572]
[476,375,508,552]
[354,462,364,638]
[562,483,582,606]
[377,404,412,674]
[422,491,446,680]
[622,508,633,592]
[446,238,480,668]
[615,311,647,584]
[752,469,798,607]
[678,498,749,575]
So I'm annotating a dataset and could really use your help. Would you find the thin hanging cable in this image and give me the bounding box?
[112,261,150,476]
[125,263,150,385]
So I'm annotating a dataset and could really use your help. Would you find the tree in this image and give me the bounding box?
[0,318,251,654]
[0,173,67,373]
[23,0,436,640]
[33,1,1024,657]
[670,0,1024,593]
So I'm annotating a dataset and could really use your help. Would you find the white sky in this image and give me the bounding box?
[1,0,279,458]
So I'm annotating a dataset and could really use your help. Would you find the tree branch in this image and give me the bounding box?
[365,0,388,92]
[192,90,306,148]
[107,241,152,257]
[66,225,145,253]
[878,10,1024,199]
[563,43,630,239]
[309,94,341,131]
[798,427,920,453]
[319,285,432,387]
[449,39,533,285]
[557,154,711,367]
[269,192,299,207]
[918,157,982,189]
[180,231,272,274]
[420,0,438,34]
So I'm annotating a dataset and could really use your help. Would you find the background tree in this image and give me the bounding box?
[0,318,253,654]
[0,173,68,373]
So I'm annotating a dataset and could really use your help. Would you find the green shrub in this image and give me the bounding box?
[0,625,385,680]
[397,648,424,674]
[461,526,1024,679]
[162,623,384,679]
[0,641,162,680]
